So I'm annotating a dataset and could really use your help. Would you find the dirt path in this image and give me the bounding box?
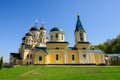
[19,67,40,77]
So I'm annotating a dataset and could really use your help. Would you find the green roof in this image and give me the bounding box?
[50,26,63,32]
[75,15,85,32]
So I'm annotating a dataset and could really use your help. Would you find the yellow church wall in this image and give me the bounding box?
[100,53,105,64]
[34,50,47,64]
[95,53,100,65]
[90,53,95,64]
[49,50,65,64]
[47,43,68,50]
[75,44,90,50]
[68,50,79,64]
[90,52,105,65]
[22,49,33,65]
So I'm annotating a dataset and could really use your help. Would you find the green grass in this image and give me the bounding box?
[0,66,120,80]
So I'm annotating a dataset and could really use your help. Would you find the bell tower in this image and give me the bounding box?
[74,14,86,44]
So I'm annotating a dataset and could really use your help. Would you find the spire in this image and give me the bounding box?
[42,21,44,27]
[75,14,85,32]
[35,19,38,27]
[56,23,59,27]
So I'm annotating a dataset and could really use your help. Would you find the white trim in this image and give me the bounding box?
[64,50,68,64]
[87,51,90,63]
[47,50,50,64]
[79,50,81,64]
[93,53,96,64]
[99,54,101,64]
[103,53,105,63]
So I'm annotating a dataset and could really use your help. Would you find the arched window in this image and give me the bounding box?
[30,62,31,65]
[56,54,59,60]
[83,54,86,58]
[72,54,75,60]
[27,54,29,58]
[51,35,53,40]
[26,62,29,65]
[39,56,42,61]
[80,38,83,41]
[55,47,59,49]
[56,34,58,38]
[82,48,86,50]
[80,33,83,37]
[30,54,32,58]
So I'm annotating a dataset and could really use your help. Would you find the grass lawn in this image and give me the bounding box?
[0,66,120,80]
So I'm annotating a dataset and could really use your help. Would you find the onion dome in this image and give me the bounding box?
[40,21,46,30]
[30,26,39,31]
[22,43,25,45]
[22,37,26,40]
[25,32,33,36]
[50,26,63,32]
[30,20,40,31]
[40,26,46,30]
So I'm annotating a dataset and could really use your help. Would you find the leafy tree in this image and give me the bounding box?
[96,35,120,53]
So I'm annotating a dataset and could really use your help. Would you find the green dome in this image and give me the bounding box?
[50,27,62,32]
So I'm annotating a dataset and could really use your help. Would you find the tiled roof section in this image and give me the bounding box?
[75,15,85,32]
[68,47,77,50]
[77,42,89,44]
[105,54,120,57]
[89,50,103,53]
[35,47,48,53]
[10,53,22,59]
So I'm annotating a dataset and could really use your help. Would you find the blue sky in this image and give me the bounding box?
[0,0,120,62]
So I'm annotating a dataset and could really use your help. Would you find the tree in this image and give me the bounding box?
[96,34,120,53]
[0,57,3,69]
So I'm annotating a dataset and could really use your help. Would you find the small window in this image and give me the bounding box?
[26,62,29,65]
[80,33,83,37]
[72,55,75,60]
[80,38,83,41]
[82,48,86,50]
[56,47,59,49]
[56,34,58,38]
[30,62,31,65]
[30,54,32,58]
[51,35,53,40]
[83,54,86,58]
[27,54,29,58]
[39,56,42,61]
[56,54,59,60]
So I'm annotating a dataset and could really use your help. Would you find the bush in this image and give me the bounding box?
[3,62,13,68]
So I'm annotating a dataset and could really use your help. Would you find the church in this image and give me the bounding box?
[10,15,105,65]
